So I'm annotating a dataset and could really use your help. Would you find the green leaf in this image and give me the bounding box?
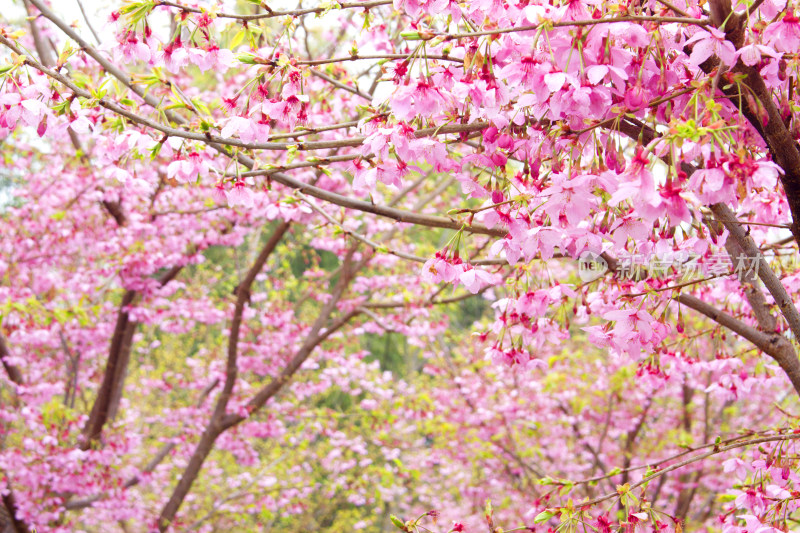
[400,31,422,40]
[149,142,164,159]
[389,515,406,530]
[236,51,257,64]
[534,510,555,524]
[119,0,156,24]
[230,29,247,50]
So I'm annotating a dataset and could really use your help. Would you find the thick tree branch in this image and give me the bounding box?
[0,334,23,386]
[676,293,800,394]
[700,0,800,245]
[710,203,800,342]
[65,378,219,511]
[158,240,362,530]
[157,222,290,531]
[22,0,55,67]
[81,264,185,448]
[1,484,30,533]
[80,289,137,449]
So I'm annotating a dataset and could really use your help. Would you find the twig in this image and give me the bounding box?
[75,0,101,44]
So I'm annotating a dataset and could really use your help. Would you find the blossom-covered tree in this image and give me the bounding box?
[3,0,800,530]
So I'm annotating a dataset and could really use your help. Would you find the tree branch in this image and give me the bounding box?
[157,222,290,531]
[65,378,219,511]
[676,293,800,394]
[80,289,137,449]
[156,0,393,21]
[0,334,23,386]
[0,34,506,240]
[1,483,30,533]
[710,203,800,341]
[577,432,800,509]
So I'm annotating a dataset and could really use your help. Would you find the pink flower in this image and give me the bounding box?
[586,64,628,91]
[157,42,189,72]
[688,167,735,204]
[539,173,596,226]
[422,251,472,286]
[763,9,800,52]
[498,57,546,90]
[758,0,787,18]
[226,181,254,208]
[167,152,209,183]
[734,489,767,514]
[737,44,780,67]
[211,183,227,204]
[624,83,646,108]
[220,115,269,143]
[390,81,449,121]
[19,99,47,127]
[685,27,737,66]
[459,266,495,294]
[117,31,152,63]
[609,148,665,224]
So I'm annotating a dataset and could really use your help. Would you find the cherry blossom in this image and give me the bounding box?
[3,0,800,531]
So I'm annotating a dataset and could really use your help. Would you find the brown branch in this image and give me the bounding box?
[576,432,800,509]
[157,222,290,531]
[309,69,371,100]
[1,482,30,533]
[81,264,185,449]
[619,400,652,489]
[710,204,800,341]
[656,0,692,18]
[221,248,361,430]
[157,265,361,529]
[673,385,698,521]
[22,0,55,67]
[1,28,504,240]
[0,334,23,386]
[65,378,219,511]
[155,0,393,21]
[80,289,137,449]
[676,293,800,394]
